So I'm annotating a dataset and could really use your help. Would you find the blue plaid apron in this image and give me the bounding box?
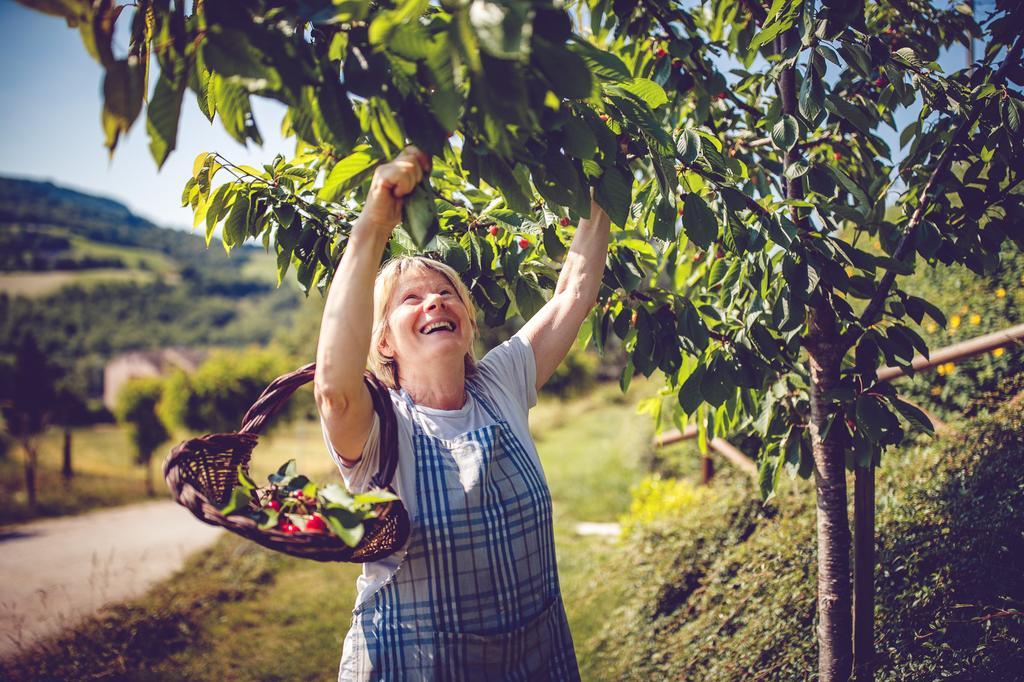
[338,379,580,681]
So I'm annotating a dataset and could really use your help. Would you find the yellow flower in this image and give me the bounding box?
[925,321,938,333]
[943,362,956,374]
[969,314,981,325]
[993,347,1005,358]
[930,386,942,396]
[949,315,961,329]
[959,304,969,314]
[996,288,1006,298]
[936,364,946,376]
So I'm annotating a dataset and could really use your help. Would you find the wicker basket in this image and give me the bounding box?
[162,363,410,563]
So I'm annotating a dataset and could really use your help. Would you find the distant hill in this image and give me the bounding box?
[0,176,313,412]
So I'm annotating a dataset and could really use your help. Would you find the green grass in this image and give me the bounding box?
[0,376,666,679]
[576,388,1024,681]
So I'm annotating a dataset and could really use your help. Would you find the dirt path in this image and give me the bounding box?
[0,500,223,660]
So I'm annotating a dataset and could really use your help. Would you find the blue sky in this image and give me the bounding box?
[0,2,290,231]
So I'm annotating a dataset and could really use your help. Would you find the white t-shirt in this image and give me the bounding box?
[319,332,543,609]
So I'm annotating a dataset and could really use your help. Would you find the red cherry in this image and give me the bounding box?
[517,237,530,249]
[716,92,728,101]
[488,225,500,237]
[833,151,842,161]
[267,499,281,511]
[305,515,327,533]
[280,522,299,535]
[656,48,668,58]
[599,114,609,122]
[874,77,886,87]
[559,217,570,227]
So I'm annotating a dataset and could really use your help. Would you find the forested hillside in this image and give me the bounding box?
[0,177,310,414]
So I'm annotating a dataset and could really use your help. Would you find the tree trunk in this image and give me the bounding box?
[778,26,854,679]
[806,305,853,682]
[144,459,155,497]
[854,463,876,680]
[23,441,38,510]
[701,455,714,484]
[62,429,73,484]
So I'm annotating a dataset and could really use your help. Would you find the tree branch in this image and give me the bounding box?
[848,34,1024,346]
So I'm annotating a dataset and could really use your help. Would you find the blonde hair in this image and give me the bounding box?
[368,255,479,389]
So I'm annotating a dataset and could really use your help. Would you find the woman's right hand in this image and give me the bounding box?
[355,145,432,238]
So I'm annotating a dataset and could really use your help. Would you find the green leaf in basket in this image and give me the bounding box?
[276,459,298,477]
[258,508,279,530]
[353,490,400,507]
[302,481,318,499]
[236,464,257,490]
[319,483,355,506]
[286,475,310,493]
[219,485,254,516]
[322,507,366,547]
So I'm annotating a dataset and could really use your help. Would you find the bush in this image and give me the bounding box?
[900,247,1024,416]
[579,390,1024,681]
[158,344,303,436]
[618,476,710,538]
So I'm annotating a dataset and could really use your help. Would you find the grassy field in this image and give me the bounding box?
[0,375,676,679]
[0,269,168,298]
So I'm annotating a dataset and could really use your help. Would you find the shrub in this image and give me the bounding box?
[579,390,1024,681]
[158,344,302,436]
[619,476,710,538]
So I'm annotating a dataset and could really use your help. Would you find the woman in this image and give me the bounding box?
[314,145,611,681]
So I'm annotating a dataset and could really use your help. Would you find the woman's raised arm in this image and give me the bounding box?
[314,146,430,464]
[520,194,612,392]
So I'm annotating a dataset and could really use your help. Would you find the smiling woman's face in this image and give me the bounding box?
[380,266,475,370]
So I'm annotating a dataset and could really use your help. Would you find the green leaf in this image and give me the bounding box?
[682,193,717,248]
[653,197,677,241]
[147,67,186,168]
[1003,98,1022,136]
[855,394,902,446]
[568,37,630,81]
[616,78,668,109]
[469,0,532,60]
[595,166,633,227]
[319,483,354,506]
[676,129,702,164]
[322,508,365,547]
[700,355,734,407]
[677,364,706,415]
[784,159,810,180]
[222,191,250,249]
[798,70,824,122]
[543,224,567,260]
[534,37,592,99]
[677,299,709,353]
[514,277,546,319]
[562,116,598,160]
[771,114,799,151]
[351,489,400,506]
[889,397,935,435]
[318,149,379,204]
[236,464,258,490]
[218,486,253,516]
[401,178,440,249]
[827,166,870,213]
[204,183,233,244]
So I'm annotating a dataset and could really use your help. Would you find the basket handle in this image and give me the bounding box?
[238,363,401,490]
